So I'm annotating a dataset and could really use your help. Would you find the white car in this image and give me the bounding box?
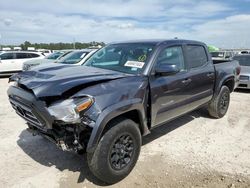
[0,51,44,75]
[210,51,234,61]
[57,49,97,65]
[37,49,53,56]
[74,49,97,65]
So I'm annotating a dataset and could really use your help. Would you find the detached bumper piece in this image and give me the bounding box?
[10,98,45,129]
[8,86,54,130]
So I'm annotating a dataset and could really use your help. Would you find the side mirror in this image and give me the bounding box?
[155,64,180,76]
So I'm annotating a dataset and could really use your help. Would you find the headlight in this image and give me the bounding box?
[47,97,94,123]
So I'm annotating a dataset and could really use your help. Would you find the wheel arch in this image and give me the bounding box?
[86,100,149,153]
[223,78,235,93]
[216,75,235,95]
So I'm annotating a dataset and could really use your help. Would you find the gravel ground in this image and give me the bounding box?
[0,77,250,188]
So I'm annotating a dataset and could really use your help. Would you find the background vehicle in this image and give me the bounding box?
[233,54,250,89]
[0,51,44,75]
[37,49,53,56]
[8,39,240,184]
[77,49,97,65]
[239,50,249,55]
[210,51,234,61]
[22,51,70,71]
[23,49,96,71]
[57,49,94,65]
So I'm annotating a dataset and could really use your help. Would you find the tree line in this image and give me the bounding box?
[2,41,105,50]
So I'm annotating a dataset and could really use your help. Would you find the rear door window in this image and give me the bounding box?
[186,45,208,69]
[16,53,29,59]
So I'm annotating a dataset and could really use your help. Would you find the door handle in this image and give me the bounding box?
[207,72,214,77]
[182,78,192,84]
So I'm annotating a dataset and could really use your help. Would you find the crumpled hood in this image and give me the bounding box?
[10,64,129,98]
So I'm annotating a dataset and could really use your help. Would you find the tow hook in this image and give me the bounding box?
[58,140,67,151]
[73,139,85,152]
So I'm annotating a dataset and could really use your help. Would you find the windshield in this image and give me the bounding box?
[211,52,225,58]
[84,43,155,74]
[233,56,250,66]
[58,51,88,64]
[46,52,64,60]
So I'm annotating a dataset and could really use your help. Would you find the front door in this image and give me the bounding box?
[149,45,193,127]
[0,52,16,73]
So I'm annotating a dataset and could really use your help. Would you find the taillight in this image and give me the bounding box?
[236,67,241,75]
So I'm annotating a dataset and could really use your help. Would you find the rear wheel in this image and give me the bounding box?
[208,86,230,118]
[87,118,141,184]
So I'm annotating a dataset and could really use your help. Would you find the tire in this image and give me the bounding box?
[87,118,141,184]
[208,86,230,118]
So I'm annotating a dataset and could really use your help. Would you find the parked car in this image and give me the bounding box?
[76,49,97,65]
[22,51,70,71]
[8,39,240,184]
[23,49,96,71]
[37,49,53,56]
[57,49,94,65]
[0,51,44,75]
[233,54,250,89]
[210,51,234,61]
[239,50,249,55]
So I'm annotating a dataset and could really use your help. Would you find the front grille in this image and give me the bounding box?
[10,99,43,127]
[239,75,249,81]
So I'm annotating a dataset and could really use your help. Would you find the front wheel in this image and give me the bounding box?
[208,86,230,118]
[87,118,141,184]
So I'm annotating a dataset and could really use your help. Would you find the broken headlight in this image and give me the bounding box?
[47,97,94,123]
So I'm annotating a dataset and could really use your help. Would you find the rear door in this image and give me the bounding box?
[13,52,42,71]
[184,44,215,107]
[13,52,31,71]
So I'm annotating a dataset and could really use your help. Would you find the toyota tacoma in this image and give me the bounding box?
[8,39,240,184]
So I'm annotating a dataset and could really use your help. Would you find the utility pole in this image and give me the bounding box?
[73,38,76,49]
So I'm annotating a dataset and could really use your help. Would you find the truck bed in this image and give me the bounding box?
[213,60,240,92]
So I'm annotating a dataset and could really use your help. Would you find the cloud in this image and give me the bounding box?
[190,14,250,48]
[0,0,249,48]
[3,18,13,26]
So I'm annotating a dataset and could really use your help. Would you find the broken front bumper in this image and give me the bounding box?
[7,85,89,152]
[8,85,54,130]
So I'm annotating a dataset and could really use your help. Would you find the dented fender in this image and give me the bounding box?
[86,99,149,153]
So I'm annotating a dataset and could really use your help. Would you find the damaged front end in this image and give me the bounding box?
[8,72,115,153]
[8,85,99,153]
[7,65,139,154]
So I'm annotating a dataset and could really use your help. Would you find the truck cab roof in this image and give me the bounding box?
[109,39,206,46]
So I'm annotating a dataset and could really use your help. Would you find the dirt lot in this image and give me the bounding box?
[0,77,250,188]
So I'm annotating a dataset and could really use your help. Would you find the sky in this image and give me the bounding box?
[0,0,250,48]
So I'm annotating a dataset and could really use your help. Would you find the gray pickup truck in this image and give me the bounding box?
[8,39,240,184]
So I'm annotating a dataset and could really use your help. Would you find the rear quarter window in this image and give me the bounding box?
[186,45,208,69]
[29,53,40,58]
